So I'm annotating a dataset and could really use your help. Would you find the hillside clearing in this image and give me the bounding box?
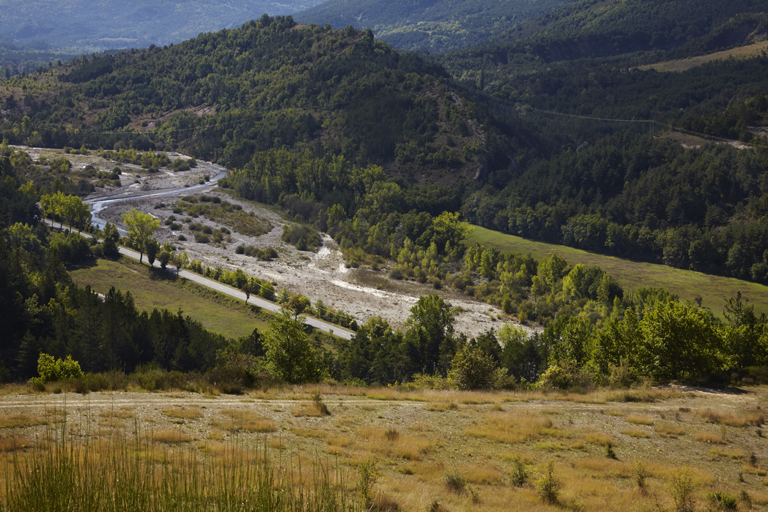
[639,40,768,73]
[69,257,269,339]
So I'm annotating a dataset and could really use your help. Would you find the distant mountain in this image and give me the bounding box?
[0,0,325,53]
[293,0,579,53]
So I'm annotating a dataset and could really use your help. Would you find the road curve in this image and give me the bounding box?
[44,219,355,340]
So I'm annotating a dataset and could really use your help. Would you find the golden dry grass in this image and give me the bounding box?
[0,436,30,452]
[162,406,203,420]
[625,414,654,425]
[698,408,764,427]
[3,385,767,512]
[584,431,612,445]
[215,409,276,433]
[621,428,651,438]
[0,414,48,429]
[654,422,686,438]
[709,448,745,459]
[466,410,556,444]
[151,429,193,443]
[694,431,726,444]
[425,401,459,412]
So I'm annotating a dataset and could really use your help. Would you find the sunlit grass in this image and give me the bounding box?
[621,428,651,438]
[0,420,360,511]
[0,414,48,429]
[214,409,277,433]
[694,431,726,444]
[152,429,193,443]
[698,408,765,427]
[654,422,686,438]
[0,436,29,452]
[625,414,654,425]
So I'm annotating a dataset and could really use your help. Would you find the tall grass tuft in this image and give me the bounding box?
[2,418,359,512]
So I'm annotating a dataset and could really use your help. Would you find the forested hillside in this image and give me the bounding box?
[293,0,577,53]
[485,0,768,62]
[429,0,768,285]
[0,16,496,185]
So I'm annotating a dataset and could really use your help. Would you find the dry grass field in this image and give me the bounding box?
[1,385,767,511]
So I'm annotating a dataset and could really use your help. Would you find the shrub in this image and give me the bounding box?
[511,457,528,487]
[32,353,84,383]
[706,491,738,511]
[311,391,330,416]
[634,462,649,491]
[536,461,560,505]
[670,467,695,512]
[448,343,508,390]
[359,458,378,508]
[444,469,466,494]
[195,234,210,243]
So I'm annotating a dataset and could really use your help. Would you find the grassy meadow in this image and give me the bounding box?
[466,225,768,317]
[639,41,768,73]
[1,386,767,511]
[68,257,270,339]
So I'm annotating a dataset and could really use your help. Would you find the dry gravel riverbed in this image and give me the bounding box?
[26,146,529,337]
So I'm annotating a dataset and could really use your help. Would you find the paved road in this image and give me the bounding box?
[44,220,355,340]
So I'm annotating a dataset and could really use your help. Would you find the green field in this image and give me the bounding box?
[69,258,269,339]
[466,225,768,317]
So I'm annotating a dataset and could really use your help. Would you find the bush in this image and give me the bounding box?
[444,469,465,494]
[670,468,695,512]
[281,224,321,251]
[32,353,84,383]
[511,457,527,487]
[448,343,507,390]
[536,461,560,505]
[195,234,210,243]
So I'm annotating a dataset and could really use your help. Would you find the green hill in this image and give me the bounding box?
[293,0,578,53]
[1,16,502,185]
